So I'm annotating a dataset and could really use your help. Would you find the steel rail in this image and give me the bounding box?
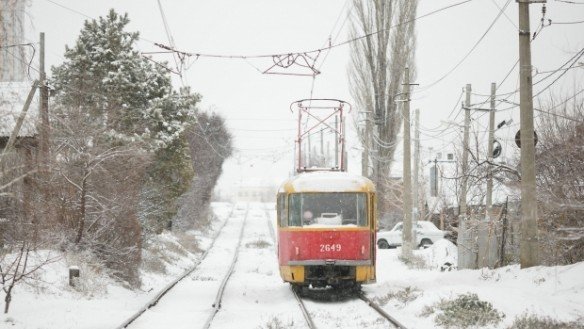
[291,287,317,329]
[359,293,408,329]
[202,205,249,329]
[265,205,316,329]
[116,206,235,329]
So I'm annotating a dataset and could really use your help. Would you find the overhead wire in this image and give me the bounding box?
[552,19,584,24]
[151,0,475,61]
[156,0,182,82]
[416,0,512,92]
[1,42,39,79]
[532,48,584,98]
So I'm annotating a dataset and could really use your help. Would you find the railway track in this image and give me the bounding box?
[121,203,407,329]
[201,206,248,329]
[116,204,247,329]
[359,292,408,329]
[289,287,408,329]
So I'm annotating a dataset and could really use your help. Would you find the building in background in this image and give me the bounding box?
[1,0,27,82]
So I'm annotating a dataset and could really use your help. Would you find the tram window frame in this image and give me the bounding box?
[277,193,288,227]
[287,192,368,227]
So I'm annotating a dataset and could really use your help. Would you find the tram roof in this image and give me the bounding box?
[278,171,375,193]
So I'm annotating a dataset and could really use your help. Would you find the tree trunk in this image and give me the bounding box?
[75,170,88,244]
[4,285,13,313]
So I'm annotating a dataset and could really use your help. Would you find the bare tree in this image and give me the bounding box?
[532,92,584,264]
[349,0,418,218]
[175,111,232,231]
[0,240,59,313]
[48,109,146,285]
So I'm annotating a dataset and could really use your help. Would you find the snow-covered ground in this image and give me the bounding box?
[1,202,583,328]
[368,241,584,328]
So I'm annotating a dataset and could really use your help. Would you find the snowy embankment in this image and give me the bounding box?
[368,240,584,328]
[0,203,233,329]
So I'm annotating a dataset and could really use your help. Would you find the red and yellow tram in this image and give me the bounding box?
[276,171,377,291]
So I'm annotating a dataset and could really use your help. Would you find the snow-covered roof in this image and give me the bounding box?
[0,81,39,138]
[278,171,375,193]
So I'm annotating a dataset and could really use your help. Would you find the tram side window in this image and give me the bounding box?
[355,193,367,226]
[288,194,302,226]
[277,194,288,227]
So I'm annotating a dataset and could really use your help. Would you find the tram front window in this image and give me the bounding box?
[288,192,368,227]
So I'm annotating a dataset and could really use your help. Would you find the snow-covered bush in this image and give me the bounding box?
[529,93,583,265]
[423,293,504,328]
[399,253,428,270]
[245,239,271,249]
[507,313,584,329]
[258,317,294,329]
[173,111,232,230]
[375,286,422,307]
[65,250,111,297]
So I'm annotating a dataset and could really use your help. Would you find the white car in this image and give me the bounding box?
[377,221,446,249]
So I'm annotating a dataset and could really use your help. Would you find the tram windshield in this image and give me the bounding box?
[287,192,368,227]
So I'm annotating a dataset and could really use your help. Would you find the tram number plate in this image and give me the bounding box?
[320,244,342,252]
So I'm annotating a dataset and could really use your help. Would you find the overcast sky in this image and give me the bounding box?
[22,0,584,195]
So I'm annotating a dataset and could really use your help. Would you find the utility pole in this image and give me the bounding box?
[460,84,471,219]
[518,0,540,268]
[486,83,496,220]
[413,109,420,224]
[362,111,371,177]
[402,67,413,259]
[457,84,472,269]
[39,32,50,173]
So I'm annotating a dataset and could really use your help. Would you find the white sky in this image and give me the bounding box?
[21,0,584,195]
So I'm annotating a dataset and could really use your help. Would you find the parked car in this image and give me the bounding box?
[377,221,446,249]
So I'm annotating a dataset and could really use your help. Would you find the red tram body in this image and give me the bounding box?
[277,171,377,290]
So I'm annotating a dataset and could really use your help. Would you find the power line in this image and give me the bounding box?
[44,0,91,19]
[42,0,159,46]
[417,0,512,91]
[490,0,518,28]
[552,19,584,24]
[533,48,584,98]
[156,0,181,81]
[554,0,584,4]
[157,0,475,61]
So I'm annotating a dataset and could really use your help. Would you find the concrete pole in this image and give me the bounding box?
[486,83,496,220]
[518,0,539,268]
[457,84,472,269]
[460,84,471,218]
[402,67,413,258]
[413,109,420,224]
[362,111,371,177]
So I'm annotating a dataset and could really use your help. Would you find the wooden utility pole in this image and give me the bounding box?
[518,0,539,268]
[0,82,38,161]
[402,67,413,258]
[39,32,50,173]
[486,83,496,220]
[457,84,473,269]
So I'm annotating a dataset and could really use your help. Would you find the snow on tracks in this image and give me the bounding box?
[122,203,306,329]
